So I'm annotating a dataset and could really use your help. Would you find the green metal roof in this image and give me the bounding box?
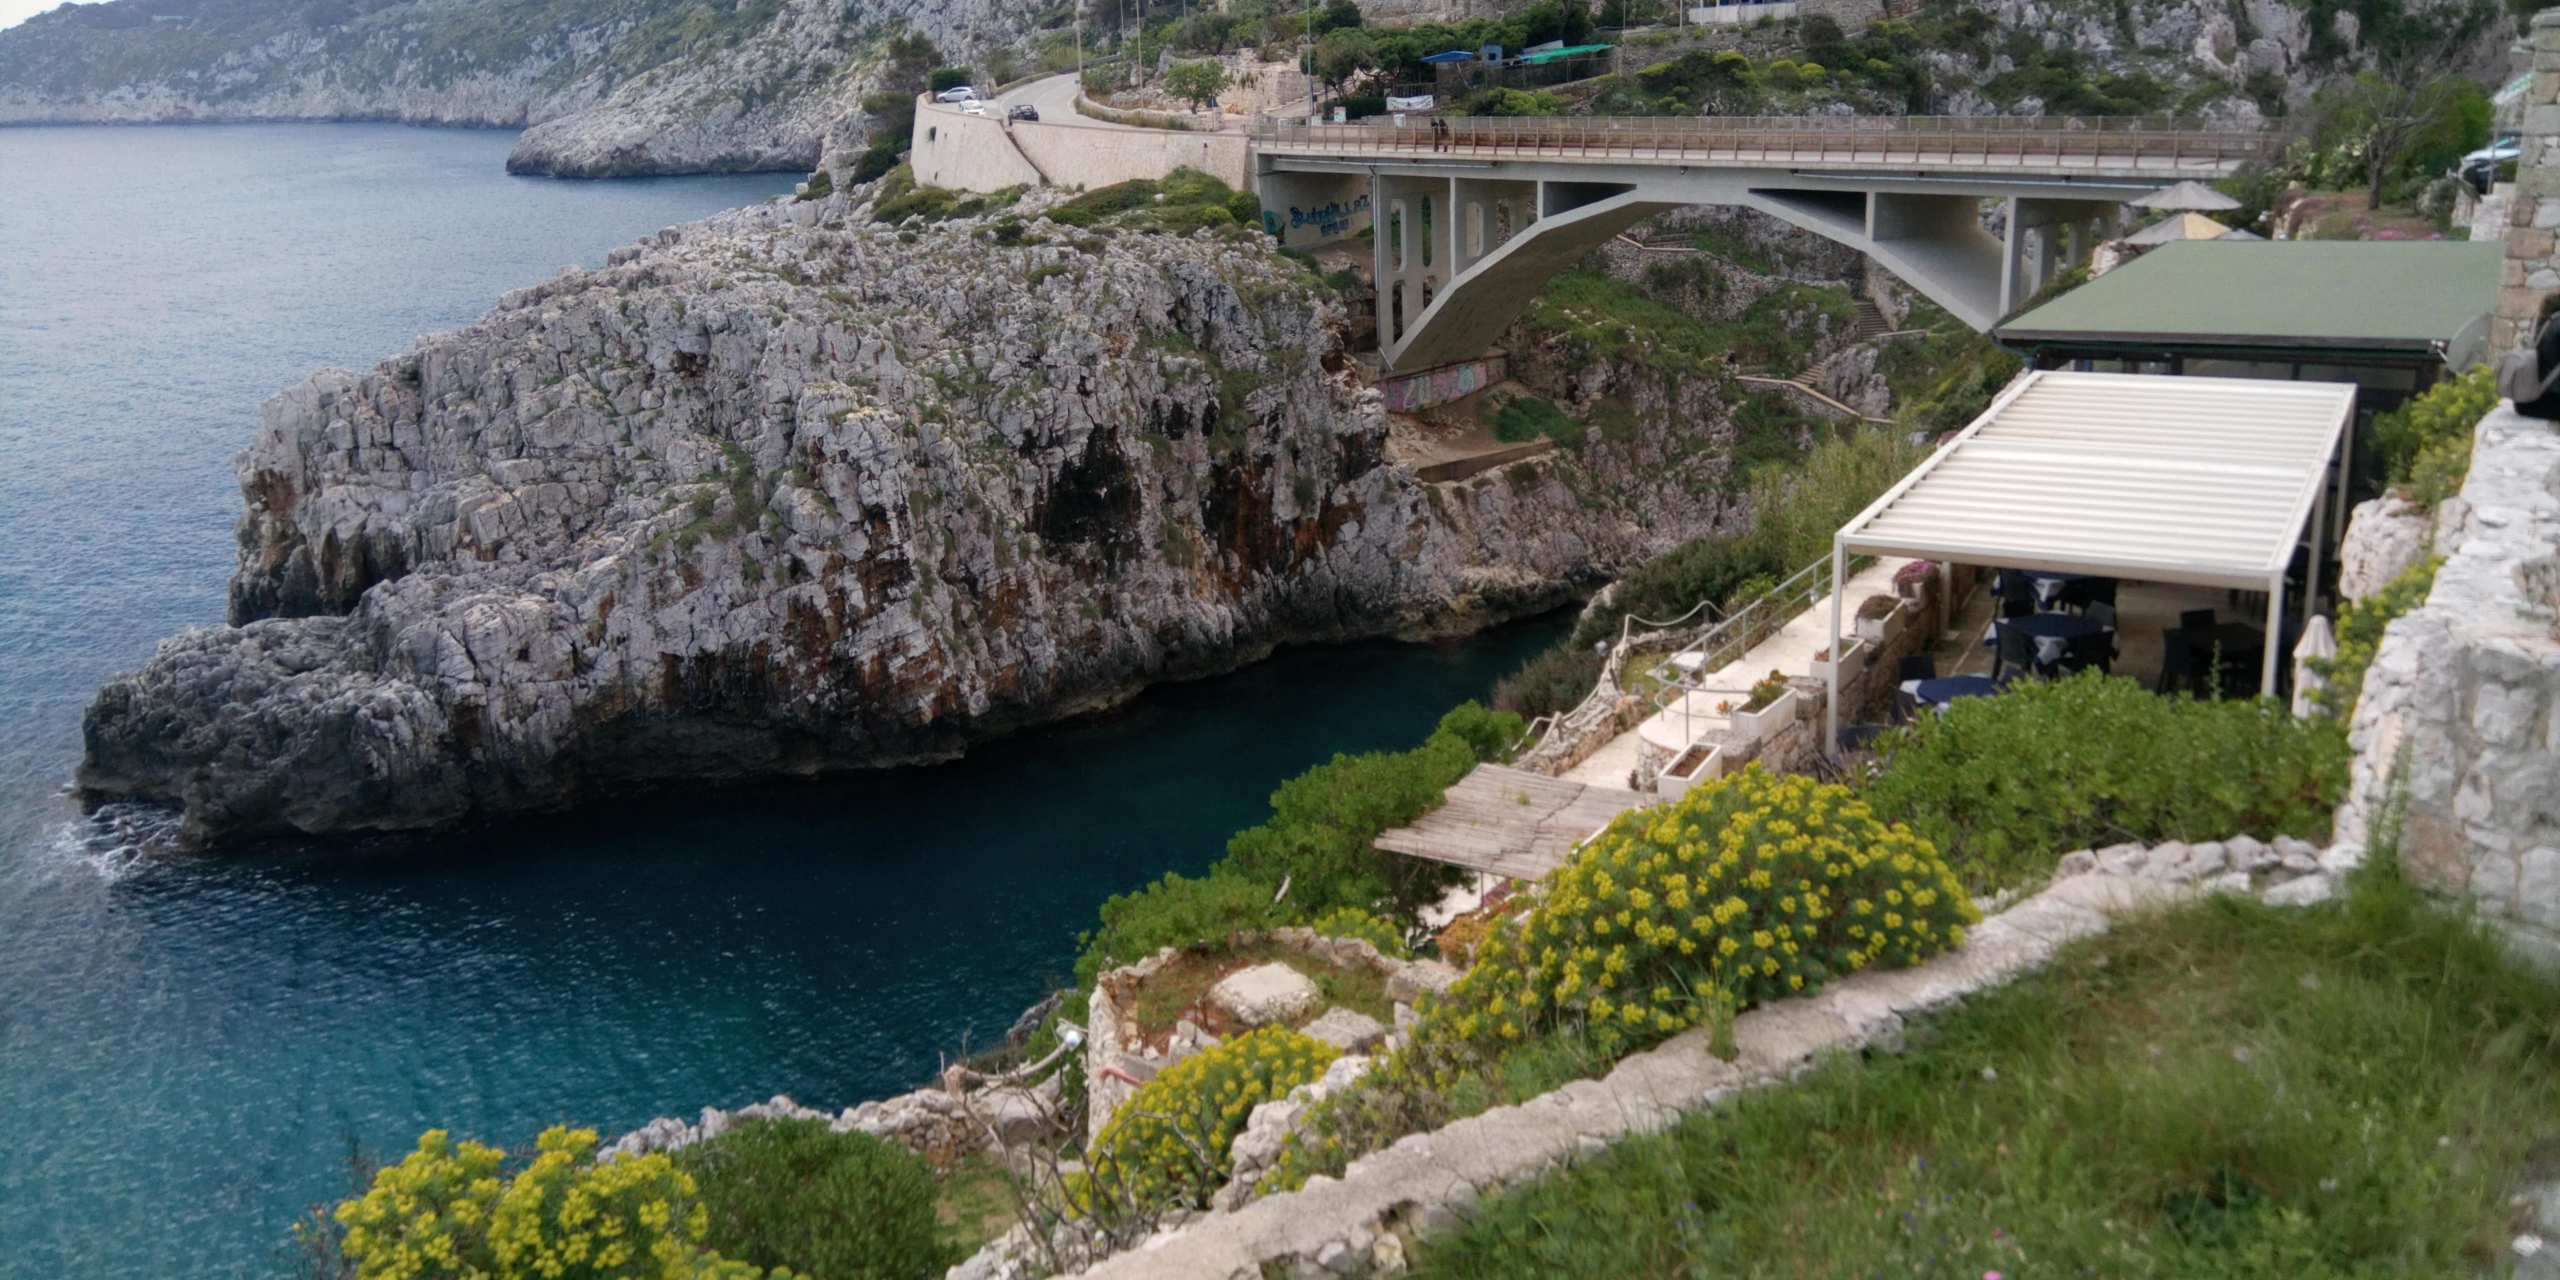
[1518,42,1611,63]
[1999,240,2499,352]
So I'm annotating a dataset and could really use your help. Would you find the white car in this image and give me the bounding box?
[959,99,987,115]
[935,86,979,103]
[2462,133,2522,193]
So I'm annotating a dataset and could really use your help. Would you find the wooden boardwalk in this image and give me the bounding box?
[1374,764,1652,882]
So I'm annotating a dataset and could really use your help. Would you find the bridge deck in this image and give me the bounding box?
[1256,115,2269,179]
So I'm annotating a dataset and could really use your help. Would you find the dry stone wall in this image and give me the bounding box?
[2332,404,2560,959]
[2498,12,2560,352]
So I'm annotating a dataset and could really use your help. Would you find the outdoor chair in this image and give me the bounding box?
[2181,607,2218,633]
[1897,653,1936,683]
[2059,576,2117,612]
[2084,601,2119,633]
[1993,623,2035,680]
[2001,595,2035,620]
[2062,630,2113,675]
[2157,630,2199,696]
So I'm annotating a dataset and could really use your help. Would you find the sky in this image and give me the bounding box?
[0,0,93,32]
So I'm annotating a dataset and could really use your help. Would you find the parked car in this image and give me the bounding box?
[935,86,979,103]
[1008,105,1040,122]
[960,99,987,115]
[2463,132,2522,193]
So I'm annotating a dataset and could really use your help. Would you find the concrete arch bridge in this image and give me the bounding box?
[1250,115,2275,371]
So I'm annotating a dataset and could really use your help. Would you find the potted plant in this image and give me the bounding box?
[1655,740,1722,800]
[1894,559,1935,602]
[1811,637,1866,682]
[1855,593,1903,643]
[1721,669,1797,744]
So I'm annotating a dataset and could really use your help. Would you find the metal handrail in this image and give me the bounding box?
[1249,113,2275,171]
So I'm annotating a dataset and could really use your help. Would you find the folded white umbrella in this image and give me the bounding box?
[2291,614,2338,718]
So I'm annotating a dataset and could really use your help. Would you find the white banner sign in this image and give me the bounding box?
[1385,93,1436,112]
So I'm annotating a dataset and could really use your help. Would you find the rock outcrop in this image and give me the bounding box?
[78,182,1746,846]
[0,0,1027,177]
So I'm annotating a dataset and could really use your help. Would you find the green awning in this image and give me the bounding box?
[1519,43,1611,64]
[1999,240,2498,352]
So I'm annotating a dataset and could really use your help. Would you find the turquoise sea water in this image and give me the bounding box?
[0,124,1564,1277]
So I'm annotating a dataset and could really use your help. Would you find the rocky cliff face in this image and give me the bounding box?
[0,0,1026,177]
[79,180,1736,846]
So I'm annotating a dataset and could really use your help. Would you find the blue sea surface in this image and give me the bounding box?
[0,124,1564,1277]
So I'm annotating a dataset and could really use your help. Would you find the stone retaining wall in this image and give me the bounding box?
[1059,836,2333,1278]
[2332,403,2560,959]
[1085,930,1461,1143]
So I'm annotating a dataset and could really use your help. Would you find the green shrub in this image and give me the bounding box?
[678,1119,953,1280]
[1224,703,1520,920]
[328,1126,790,1279]
[1492,639,1605,720]
[2310,557,2441,721]
[1080,1027,1338,1215]
[1489,394,1581,446]
[927,66,973,92]
[1309,906,1410,958]
[1863,672,2350,894]
[795,169,833,203]
[1571,429,1926,648]
[1077,870,1282,988]
[2368,366,2493,509]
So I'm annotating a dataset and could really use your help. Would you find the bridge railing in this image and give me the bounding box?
[1251,113,2277,171]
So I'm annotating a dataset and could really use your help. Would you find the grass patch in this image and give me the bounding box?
[1118,939,1395,1040]
[1410,869,2560,1278]
[1047,167,1262,235]
[934,1154,1022,1256]
[1489,393,1582,447]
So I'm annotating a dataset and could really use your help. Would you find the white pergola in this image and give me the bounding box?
[1827,370,2358,752]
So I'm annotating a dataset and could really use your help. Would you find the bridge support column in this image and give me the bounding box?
[1449,176,1537,277]
[1373,173,1450,347]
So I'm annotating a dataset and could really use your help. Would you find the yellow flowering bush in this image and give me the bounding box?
[1308,906,1409,958]
[1260,767,1976,1196]
[331,1126,794,1280]
[1079,1026,1336,1217]
[1443,766,1975,1055]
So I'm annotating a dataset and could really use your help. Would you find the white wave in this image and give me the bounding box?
[43,800,186,882]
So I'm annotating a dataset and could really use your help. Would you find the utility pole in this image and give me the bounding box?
[1306,0,1316,117]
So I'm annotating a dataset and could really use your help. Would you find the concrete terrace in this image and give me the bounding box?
[1563,556,1912,790]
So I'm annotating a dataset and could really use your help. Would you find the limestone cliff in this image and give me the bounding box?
[78,180,1741,846]
[0,0,1025,177]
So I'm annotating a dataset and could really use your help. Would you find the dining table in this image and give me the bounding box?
[1997,612,2110,671]
[1909,674,2000,710]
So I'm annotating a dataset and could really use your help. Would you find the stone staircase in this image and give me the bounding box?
[1848,298,1891,342]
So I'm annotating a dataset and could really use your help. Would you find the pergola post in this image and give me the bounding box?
[2259,571,2284,699]
[2301,458,2329,626]
[1826,538,1845,757]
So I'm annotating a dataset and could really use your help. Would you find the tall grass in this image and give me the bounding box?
[1408,864,2560,1278]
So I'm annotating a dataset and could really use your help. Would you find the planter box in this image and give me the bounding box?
[1725,688,1799,744]
[1655,742,1723,801]
[1810,638,1867,683]
[1855,599,1907,644]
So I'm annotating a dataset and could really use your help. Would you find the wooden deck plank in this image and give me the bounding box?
[1374,764,1653,882]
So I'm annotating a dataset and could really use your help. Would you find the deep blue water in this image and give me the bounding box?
[0,124,1564,1277]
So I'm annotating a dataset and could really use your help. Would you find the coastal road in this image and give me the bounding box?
[990,72,1244,133]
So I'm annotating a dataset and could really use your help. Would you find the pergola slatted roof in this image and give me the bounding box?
[1835,371,2356,592]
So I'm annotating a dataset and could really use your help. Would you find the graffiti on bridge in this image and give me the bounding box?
[1262,193,1372,242]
